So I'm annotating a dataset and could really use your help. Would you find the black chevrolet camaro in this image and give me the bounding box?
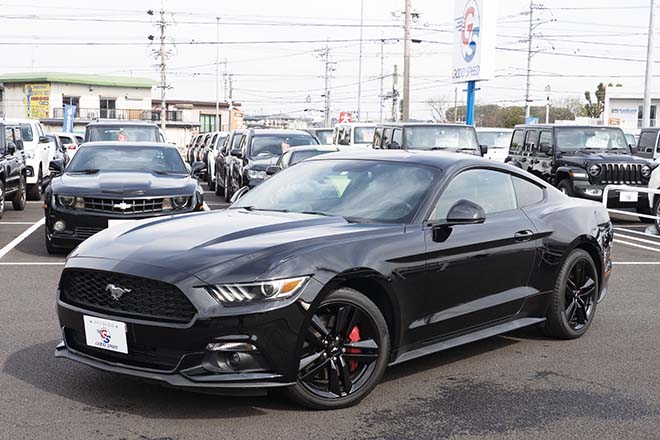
[55,151,613,409]
[44,142,205,253]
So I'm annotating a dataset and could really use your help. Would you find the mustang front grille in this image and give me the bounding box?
[60,269,196,323]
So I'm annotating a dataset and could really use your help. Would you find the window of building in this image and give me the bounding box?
[200,114,217,133]
[100,98,116,119]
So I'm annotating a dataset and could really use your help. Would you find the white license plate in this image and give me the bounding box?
[83,315,128,354]
[619,191,639,203]
[108,219,136,228]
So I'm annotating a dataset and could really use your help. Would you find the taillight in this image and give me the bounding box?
[67,144,77,150]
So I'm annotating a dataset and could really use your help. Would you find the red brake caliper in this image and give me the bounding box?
[347,326,361,371]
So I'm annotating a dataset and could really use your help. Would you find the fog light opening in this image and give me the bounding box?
[205,341,258,352]
[53,220,66,232]
[584,188,603,197]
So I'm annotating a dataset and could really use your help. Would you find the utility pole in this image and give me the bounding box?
[643,0,656,128]
[228,74,234,130]
[158,7,167,131]
[215,17,220,132]
[545,85,551,123]
[392,64,399,122]
[379,39,385,123]
[402,0,412,121]
[524,0,534,119]
[357,0,364,122]
[318,46,333,127]
[454,87,458,123]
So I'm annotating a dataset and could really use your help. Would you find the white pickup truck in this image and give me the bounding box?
[3,118,57,199]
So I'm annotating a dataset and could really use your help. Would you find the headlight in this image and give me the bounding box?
[588,164,601,177]
[641,165,652,178]
[206,276,309,305]
[247,169,267,180]
[172,196,188,209]
[57,195,84,209]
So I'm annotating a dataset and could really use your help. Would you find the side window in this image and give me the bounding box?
[373,128,383,148]
[512,175,545,207]
[524,130,538,153]
[382,128,392,148]
[239,135,248,154]
[510,130,525,154]
[392,129,403,147]
[232,134,243,151]
[430,169,517,221]
[20,124,34,142]
[638,131,656,155]
[538,131,553,153]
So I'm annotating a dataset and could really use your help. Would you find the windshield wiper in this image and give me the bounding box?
[152,169,185,175]
[430,147,448,151]
[69,168,99,174]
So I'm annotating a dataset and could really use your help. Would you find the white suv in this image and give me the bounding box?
[649,166,660,233]
[4,118,57,199]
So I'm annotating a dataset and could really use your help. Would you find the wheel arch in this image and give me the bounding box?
[564,235,604,292]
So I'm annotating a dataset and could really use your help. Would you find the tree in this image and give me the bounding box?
[426,96,451,123]
[583,83,606,118]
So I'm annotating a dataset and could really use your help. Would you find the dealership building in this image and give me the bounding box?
[603,86,660,129]
[0,72,241,145]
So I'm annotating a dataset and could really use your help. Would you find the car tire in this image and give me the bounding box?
[557,179,575,197]
[636,201,654,224]
[12,175,26,211]
[543,249,599,340]
[0,180,5,220]
[214,172,224,196]
[224,174,233,203]
[287,287,390,410]
[27,167,43,200]
[207,169,216,191]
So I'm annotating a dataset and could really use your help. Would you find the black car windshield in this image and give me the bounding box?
[250,134,317,157]
[234,159,439,223]
[477,131,512,149]
[86,126,160,142]
[555,127,629,153]
[403,126,479,152]
[67,146,188,174]
[315,130,334,144]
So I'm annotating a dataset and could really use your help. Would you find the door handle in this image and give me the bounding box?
[514,230,534,242]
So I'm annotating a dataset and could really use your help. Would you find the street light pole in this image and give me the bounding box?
[357,0,364,122]
[402,0,411,121]
[524,0,534,119]
[379,39,385,123]
[643,0,656,128]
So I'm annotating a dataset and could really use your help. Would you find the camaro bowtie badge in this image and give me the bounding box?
[114,202,132,211]
[106,284,131,301]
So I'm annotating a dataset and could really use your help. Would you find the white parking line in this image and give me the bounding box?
[0,218,45,260]
[614,227,660,238]
[26,201,43,204]
[0,262,65,266]
[614,239,660,253]
[613,262,660,265]
[0,222,38,225]
[614,233,660,247]
[202,202,211,211]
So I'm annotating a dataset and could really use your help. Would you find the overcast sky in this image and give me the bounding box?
[0,0,655,121]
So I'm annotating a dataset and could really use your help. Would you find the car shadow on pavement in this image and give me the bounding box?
[3,340,299,419]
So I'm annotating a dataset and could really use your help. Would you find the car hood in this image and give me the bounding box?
[71,209,399,282]
[557,152,647,167]
[51,171,197,196]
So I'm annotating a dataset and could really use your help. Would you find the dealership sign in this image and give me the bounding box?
[452,0,497,83]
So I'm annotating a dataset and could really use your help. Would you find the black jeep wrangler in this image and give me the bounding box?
[0,122,27,218]
[507,125,656,217]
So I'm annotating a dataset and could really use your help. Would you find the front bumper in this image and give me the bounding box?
[46,205,199,250]
[573,181,649,207]
[55,260,321,391]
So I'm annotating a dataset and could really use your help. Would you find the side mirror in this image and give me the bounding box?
[445,199,486,226]
[39,135,50,144]
[230,149,243,158]
[539,142,552,155]
[479,144,488,156]
[230,186,250,203]
[266,165,281,176]
[191,161,205,176]
[49,159,65,175]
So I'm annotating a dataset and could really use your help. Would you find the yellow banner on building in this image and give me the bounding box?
[24,83,51,118]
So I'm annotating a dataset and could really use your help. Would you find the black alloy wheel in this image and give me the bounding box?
[288,288,389,410]
[544,249,599,339]
[12,176,27,211]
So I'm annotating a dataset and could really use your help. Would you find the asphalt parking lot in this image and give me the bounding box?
[1,185,659,440]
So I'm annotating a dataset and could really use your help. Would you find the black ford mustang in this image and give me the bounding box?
[55,151,613,409]
[44,142,204,254]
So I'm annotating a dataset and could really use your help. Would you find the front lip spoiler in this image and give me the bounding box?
[55,341,294,394]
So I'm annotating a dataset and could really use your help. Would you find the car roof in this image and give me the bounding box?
[86,121,159,127]
[250,129,314,136]
[308,149,495,169]
[514,124,623,130]
[78,141,177,149]
[376,122,471,128]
